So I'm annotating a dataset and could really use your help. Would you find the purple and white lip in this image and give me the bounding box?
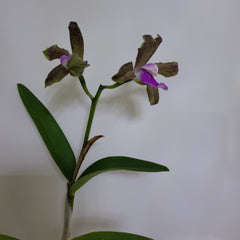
[135,63,168,90]
[60,54,72,68]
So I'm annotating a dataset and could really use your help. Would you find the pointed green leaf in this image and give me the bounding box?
[70,156,169,195]
[0,234,21,240]
[72,231,153,240]
[17,84,76,181]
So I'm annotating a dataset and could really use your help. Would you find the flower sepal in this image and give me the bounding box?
[43,45,70,61]
[146,85,159,105]
[156,62,178,77]
[112,62,135,83]
[45,64,69,87]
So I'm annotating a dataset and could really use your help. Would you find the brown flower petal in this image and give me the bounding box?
[43,45,70,60]
[112,62,135,83]
[146,85,159,105]
[68,22,84,59]
[45,64,69,87]
[134,35,162,71]
[156,62,178,77]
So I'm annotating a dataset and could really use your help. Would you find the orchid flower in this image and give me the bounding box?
[43,22,89,87]
[112,35,178,105]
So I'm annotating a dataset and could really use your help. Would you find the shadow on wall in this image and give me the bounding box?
[46,76,146,120]
[0,176,60,240]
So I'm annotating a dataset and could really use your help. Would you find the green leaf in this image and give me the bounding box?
[72,231,153,240]
[0,234,21,240]
[70,156,169,195]
[17,84,76,181]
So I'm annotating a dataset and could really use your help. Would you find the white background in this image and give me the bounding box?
[0,0,240,240]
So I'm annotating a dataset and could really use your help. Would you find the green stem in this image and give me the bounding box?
[62,79,132,239]
[104,80,132,89]
[78,76,94,100]
[61,185,74,240]
[83,80,132,146]
[83,84,104,146]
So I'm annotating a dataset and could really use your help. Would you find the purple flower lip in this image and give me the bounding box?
[60,54,72,68]
[139,63,158,76]
[135,63,168,90]
[158,82,168,90]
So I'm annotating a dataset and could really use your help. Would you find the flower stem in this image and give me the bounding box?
[103,80,132,89]
[83,80,132,146]
[82,80,132,146]
[83,84,104,146]
[61,78,132,239]
[78,76,93,100]
[61,185,74,240]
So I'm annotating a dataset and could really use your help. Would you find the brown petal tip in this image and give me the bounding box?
[45,64,69,87]
[156,62,178,77]
[134,34,162,71]
[43,45,70,61]
[146,85,159,105]
[68,22,84,58]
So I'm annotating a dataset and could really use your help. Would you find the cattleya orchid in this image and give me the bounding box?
[112,35,178,105]
[43,22,89,87]
[13,21,180,240]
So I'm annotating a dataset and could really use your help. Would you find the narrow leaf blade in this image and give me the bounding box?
[70,156,169,195]
[0,234,21,240]
[17,84,76,181]
[72,231,153,240]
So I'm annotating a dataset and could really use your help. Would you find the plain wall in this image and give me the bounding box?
[0,0,240,239]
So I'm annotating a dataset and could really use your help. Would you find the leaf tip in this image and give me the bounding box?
[165,166,170,171]
[17,83,25,94]
[17,83,23,88]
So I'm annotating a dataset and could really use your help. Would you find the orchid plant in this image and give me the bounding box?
[0,22,178,240]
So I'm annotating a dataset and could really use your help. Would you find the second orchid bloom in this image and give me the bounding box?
[112,35,178,105]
